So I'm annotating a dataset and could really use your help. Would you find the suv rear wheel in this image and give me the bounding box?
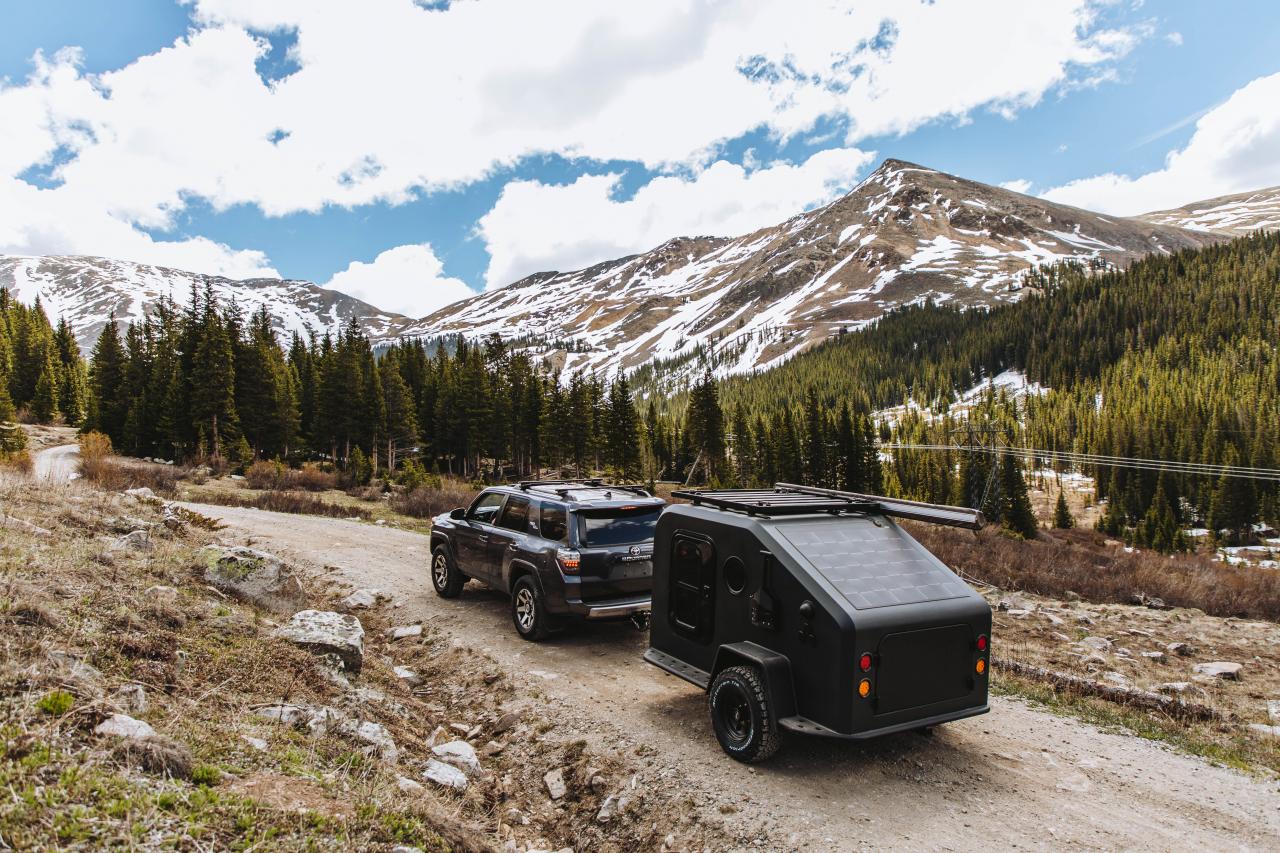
[708,665,780,763]
[431,545,466,598]
[511,575,554,641]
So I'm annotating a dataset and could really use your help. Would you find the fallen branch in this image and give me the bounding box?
[993,657,1222,722]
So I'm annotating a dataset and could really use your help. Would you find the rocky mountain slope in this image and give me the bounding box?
[404,159,1221,379]
[1137,185,1280,236]
[0,254,408,353]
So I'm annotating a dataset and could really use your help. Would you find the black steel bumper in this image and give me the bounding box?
[780,703,990,739]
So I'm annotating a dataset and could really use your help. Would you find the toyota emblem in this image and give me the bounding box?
[629,545,642,556]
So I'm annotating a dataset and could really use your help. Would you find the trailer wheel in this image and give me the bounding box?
[709,665,780,763]
[431,545,466,598]
[511,575,553,642]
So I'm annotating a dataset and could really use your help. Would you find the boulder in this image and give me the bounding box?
[202,546,307,615]
[1079,636,1112,652]
[340,588,385,611]
[432,740,481,777]
[352,720,399,763]
[95,713,157,740]
[422,759,468,790]
[387,623,423,641]
[1193,661,1242,681]
[544,767,567,800]
[273,610,364,673]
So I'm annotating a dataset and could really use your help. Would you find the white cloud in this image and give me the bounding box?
[324,243,474,316]
[1166,31,1184,46]
[0,0,1142,281]
[1042,73,1280,214]
[477,147,874,288]
[999,179,1033,194]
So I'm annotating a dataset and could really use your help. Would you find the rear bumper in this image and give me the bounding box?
[562,594,652,620]
[780,703,990,740]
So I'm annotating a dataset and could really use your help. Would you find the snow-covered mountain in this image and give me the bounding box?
[404,159,1220,379]
[1137,186,1280,236]
[0,254,408,352]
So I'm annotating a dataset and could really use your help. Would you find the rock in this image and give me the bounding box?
[1158,681,1192,694]
[273,610,364,673]
[396,776,425,794]
[112,735,194,779]
[1074,614,1094,625]
[254,703,310,726]
[1079,636,1112,652]
[1268,699,1280,723]
[449,722,471,736]
[95,713,157,740]
[482,740,505,756]
[111,683,148,714]
[1101,671,1132,689]
[1248,724,1280,737]
[432,740,481,777]
[393,666,422,687]
[1167,642,1196,657]
[422,759,468,790]
[340,588,384,610]
[242,735,269,751]
[44,650,103,696]
[112,529,153,553]
[203,546,308,615]
[391,847,424,853]
[1193,661,1242,680]
[1006,609,1032,618]
[1127,628,1154,637]
[124,487,155,499]
[493,710,522,734]
[1082,653,1108,667]
[1043,613,1064,626]
[544,767,567,800]
[1140,651,1167,663]
[597,792,630,822]
[143,585,179,605]
[589,774,608,794]
[387,623,423,641]
[352,721,399,763]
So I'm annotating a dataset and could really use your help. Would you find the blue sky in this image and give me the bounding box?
[2,1,1279,316]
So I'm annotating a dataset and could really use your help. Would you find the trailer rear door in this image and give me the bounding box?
[874,624,972,713]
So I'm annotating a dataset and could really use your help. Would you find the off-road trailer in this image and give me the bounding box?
[644,483,991,762]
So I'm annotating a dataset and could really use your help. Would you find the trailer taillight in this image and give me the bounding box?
[976,634,988,652]
[859,653,873,672]
[858,678,871,698]
[975,658,986,675]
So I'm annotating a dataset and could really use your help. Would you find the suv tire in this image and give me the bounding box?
[431,545,466,598]
[511,574,554,642]
[708,665,781,763]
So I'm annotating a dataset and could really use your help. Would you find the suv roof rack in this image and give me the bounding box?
[518,479,654,500]
[672,483,985,530]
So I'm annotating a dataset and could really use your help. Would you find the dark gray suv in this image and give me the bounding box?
[430,480,665,640]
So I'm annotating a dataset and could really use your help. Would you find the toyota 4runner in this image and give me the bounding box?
[430,479,665,640]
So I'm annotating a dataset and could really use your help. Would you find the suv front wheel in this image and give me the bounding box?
[511,575,554,642]
[431,545,466,598]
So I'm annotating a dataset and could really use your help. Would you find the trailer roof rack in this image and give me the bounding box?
[673,483,985,530]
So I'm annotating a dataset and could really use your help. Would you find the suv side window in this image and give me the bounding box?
[467,491,506,525]
[540,503,568,543]
[496,495,532,532]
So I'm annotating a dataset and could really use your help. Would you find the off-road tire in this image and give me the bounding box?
[511,575,553,641]
[708,665,781,763]
[430,545,465,598]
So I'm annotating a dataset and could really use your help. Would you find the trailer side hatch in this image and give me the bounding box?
[874,624,971,714]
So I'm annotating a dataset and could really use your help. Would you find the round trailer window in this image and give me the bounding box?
[722,557,747,595]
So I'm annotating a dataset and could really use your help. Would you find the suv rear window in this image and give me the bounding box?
[540,503,568,542]
[577,506,662,548]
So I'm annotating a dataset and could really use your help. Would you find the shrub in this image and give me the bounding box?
[36,690,74,716]
[245,459,286,490]
[288,462,337,492]
[0,449,33,475]
[193,490,370,520]
[391,480,479,519]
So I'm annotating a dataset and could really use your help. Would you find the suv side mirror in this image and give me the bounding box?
[449,508,466,520]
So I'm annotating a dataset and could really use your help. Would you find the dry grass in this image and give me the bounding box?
[913,523,1280,621]
[77,432,186,496]
[245,460,338,492]
[0,450,32,475]
[192,489,372,520]
[390,481,480,519]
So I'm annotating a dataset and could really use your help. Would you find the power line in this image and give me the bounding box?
[883,443,1280,482]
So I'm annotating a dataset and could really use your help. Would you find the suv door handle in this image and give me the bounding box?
[476,536,489,544]
[506,543,519,551]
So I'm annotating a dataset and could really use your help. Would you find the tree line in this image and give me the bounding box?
[0,290,89,453]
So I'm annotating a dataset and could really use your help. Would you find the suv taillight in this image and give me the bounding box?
[556,548,581,575]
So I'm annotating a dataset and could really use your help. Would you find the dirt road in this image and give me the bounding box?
[186,501,1280,851]
[34,443,79,482]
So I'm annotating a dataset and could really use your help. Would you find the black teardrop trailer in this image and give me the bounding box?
[644,483,992,762]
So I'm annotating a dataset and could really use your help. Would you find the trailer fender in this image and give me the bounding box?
[711,642,797,721]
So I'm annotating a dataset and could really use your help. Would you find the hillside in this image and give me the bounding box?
[1138,186,1280,235]
[0,255,409,353]
[406,159,1220,379]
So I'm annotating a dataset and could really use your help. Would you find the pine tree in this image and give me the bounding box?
[188,292,239,459]
[89,313,127,442]
[31,354,61,423]
[685,369,726,483]
[1053,488,1074,529]
[999,453,1038,538]
[380,348,419,472]
[803,387,828,486]
[1208,449,1256,545]
[605,376,642,480]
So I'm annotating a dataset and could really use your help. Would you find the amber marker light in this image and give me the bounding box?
[858,678,871,698]
[975,659,986,675]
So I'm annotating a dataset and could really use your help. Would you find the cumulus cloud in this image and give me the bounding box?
[324,244,474,316]
[0,0,1144,279]
[999,179,1033,194]
[1042,73,1280,214]
[477,147,874,288]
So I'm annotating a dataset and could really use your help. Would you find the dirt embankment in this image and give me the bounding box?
[184,500,1280,852]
